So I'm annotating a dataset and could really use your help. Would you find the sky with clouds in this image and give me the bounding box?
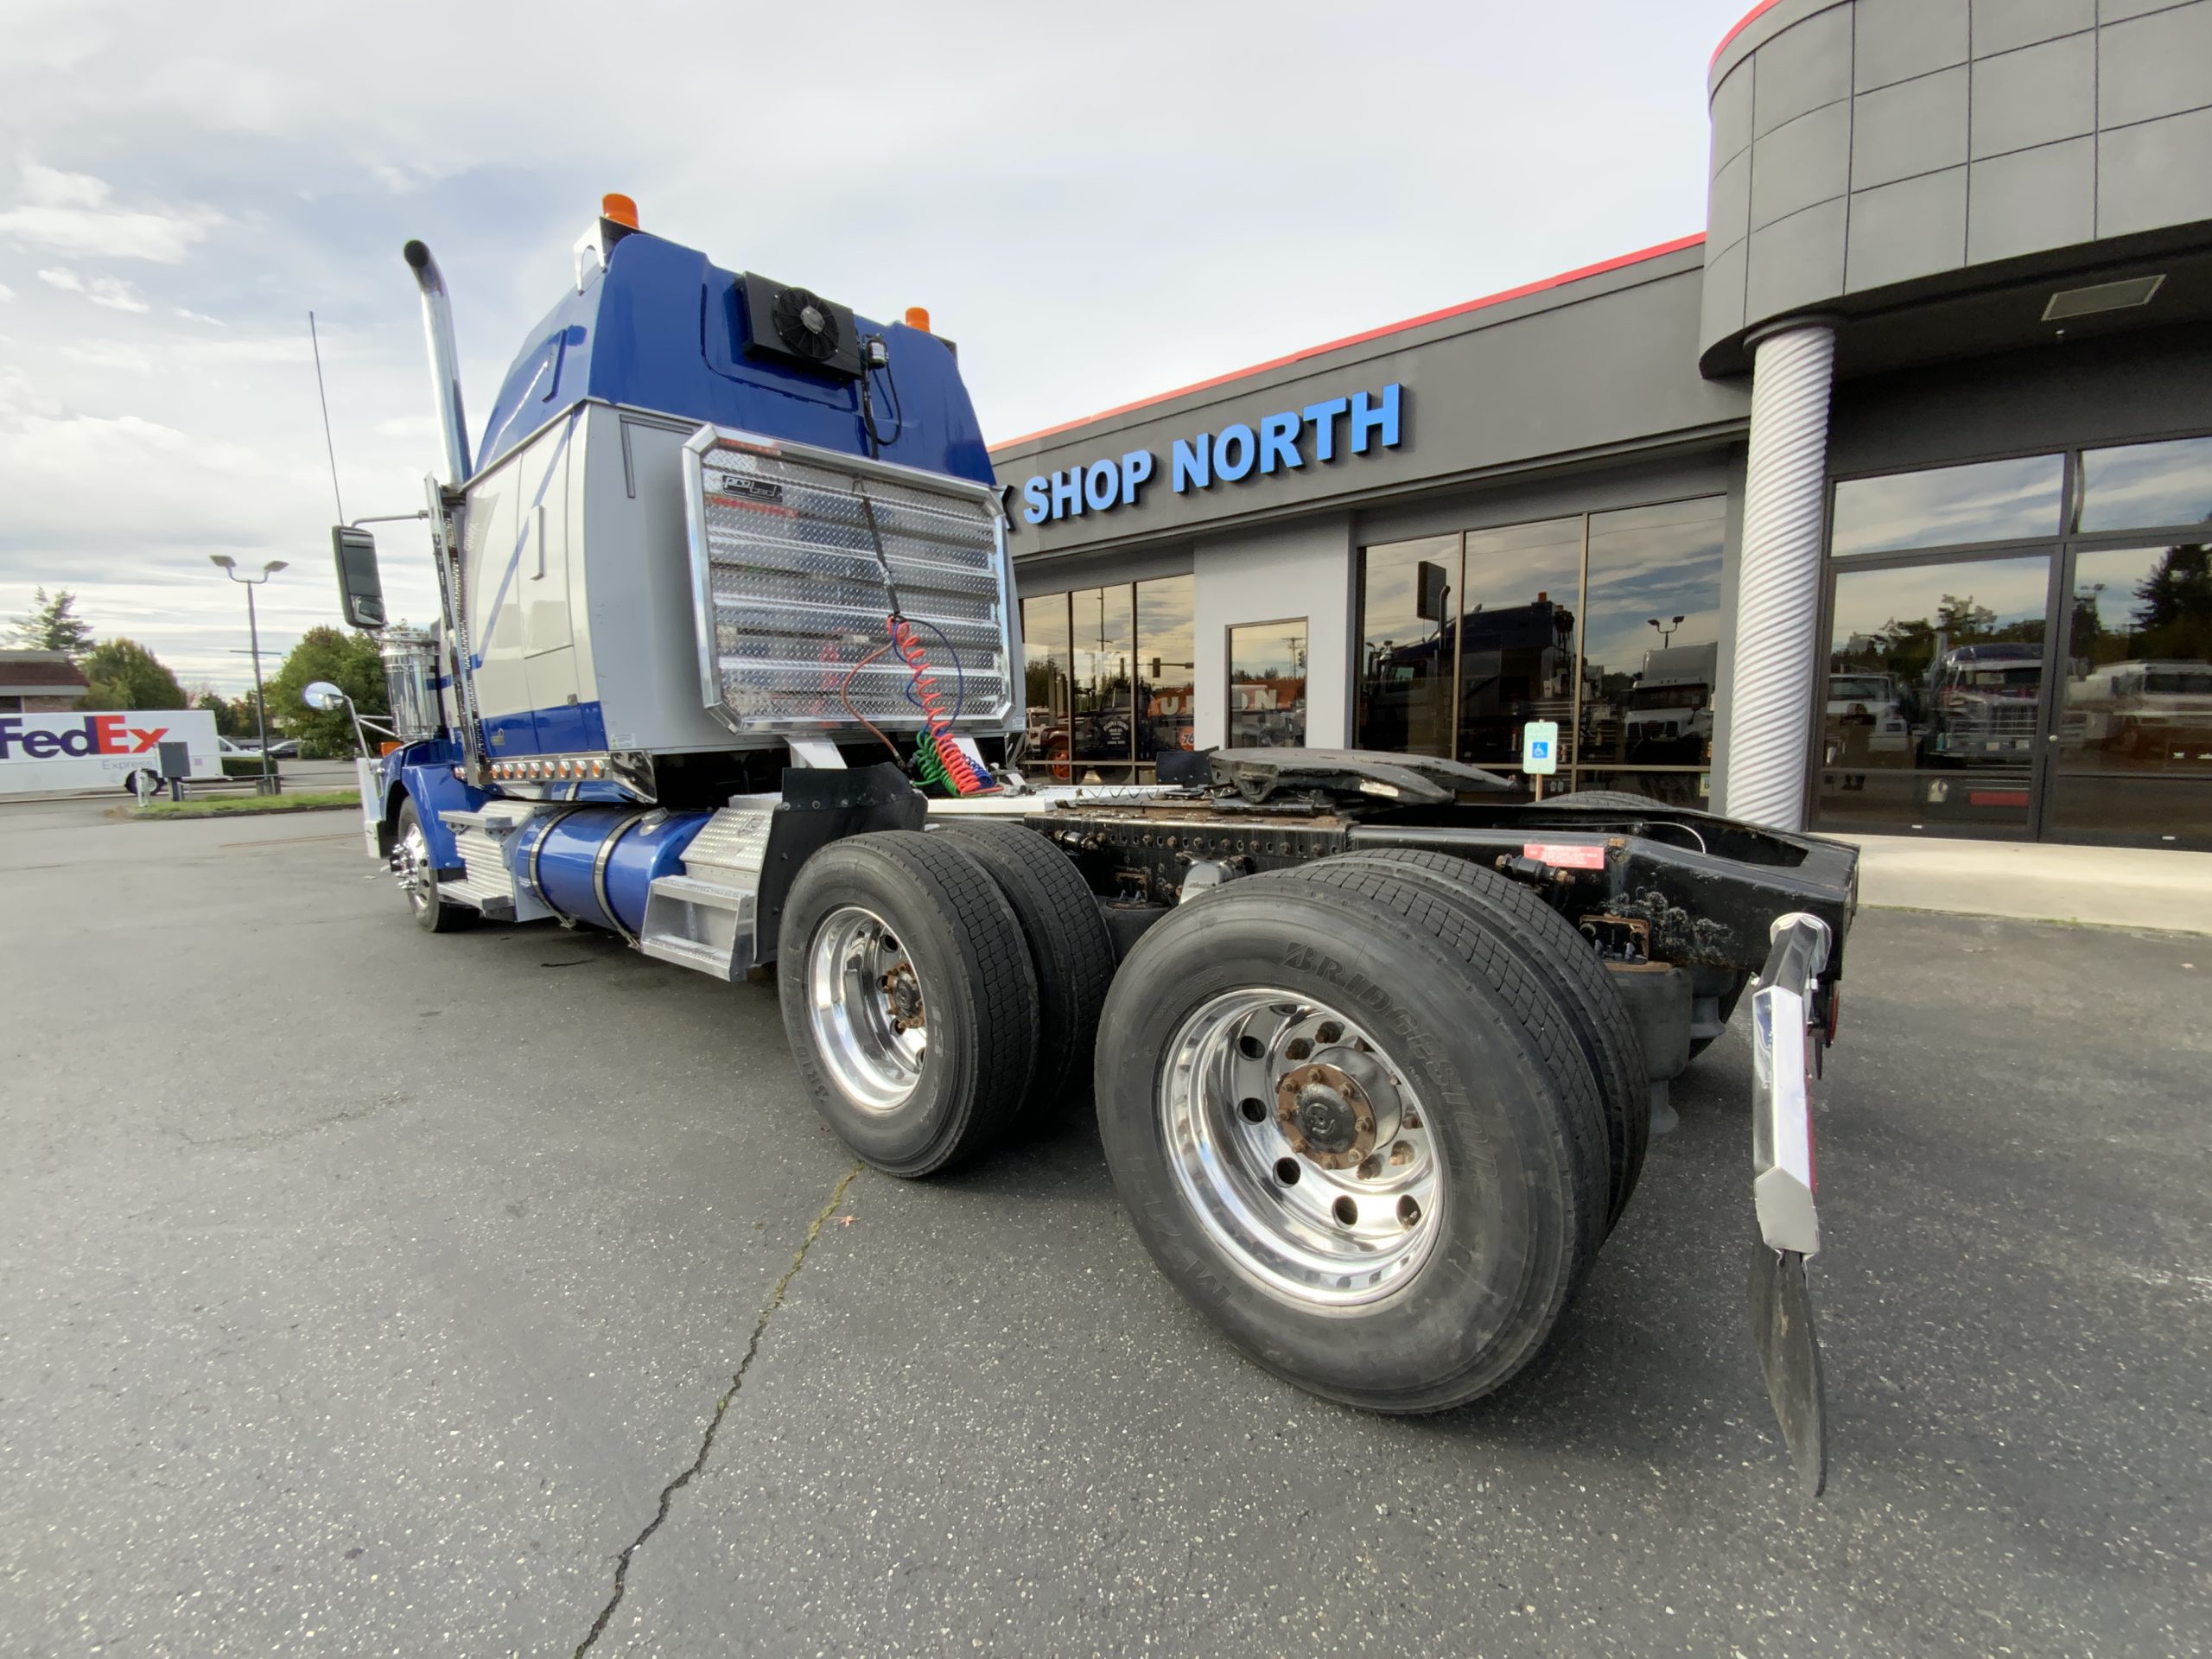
[0,0,1749,694]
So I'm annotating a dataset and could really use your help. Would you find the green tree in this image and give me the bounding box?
[81,639,188,710]
[266,626,388,758]
[10,588,95,656]
[191,688,257,738]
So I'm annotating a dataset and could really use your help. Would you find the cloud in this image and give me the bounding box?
[173,306,223,325]
[0,164,217,262]
[0,283,12,302]
[36,265,149,312]
[60,342,153,372]
[22,163,111,208]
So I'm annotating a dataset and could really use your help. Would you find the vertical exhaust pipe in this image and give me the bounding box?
[402,239,473,490]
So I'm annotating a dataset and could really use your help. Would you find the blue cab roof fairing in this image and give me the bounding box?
[472,227,995,487]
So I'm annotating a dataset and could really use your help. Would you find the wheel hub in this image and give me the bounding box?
[1159,990,1446,1307]
[807,906,927,1114]
[880,963,925,1032]
[1277,1065,1370,1166]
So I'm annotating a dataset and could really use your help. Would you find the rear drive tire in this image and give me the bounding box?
[935,819,1114,1111]
[1281,848,1648,1234]
[1094,868,1605,1413]
[779,831,1039,1177]
[394,797,475,933]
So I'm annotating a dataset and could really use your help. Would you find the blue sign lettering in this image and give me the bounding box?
[1021,381,1404,524]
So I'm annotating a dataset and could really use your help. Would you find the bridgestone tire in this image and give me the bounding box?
[1281,848,1648,1233]
[1094,868,1605,1413]
[1547,789,1672,810]
[397,797,474,934]
[779,830,1039,1178]
[935,819,1114,1111]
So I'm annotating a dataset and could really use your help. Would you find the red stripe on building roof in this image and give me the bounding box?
[1711,0,1783,69]
[990,232,1706,454]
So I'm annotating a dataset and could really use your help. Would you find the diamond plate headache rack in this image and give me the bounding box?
[679,424,1017,741]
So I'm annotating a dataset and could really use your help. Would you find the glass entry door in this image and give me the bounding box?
[1818,551,2056,838]
[2044,543,2212,848]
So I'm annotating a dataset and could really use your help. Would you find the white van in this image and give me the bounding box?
[0,709,222,797]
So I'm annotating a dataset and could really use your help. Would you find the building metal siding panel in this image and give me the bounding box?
[1967,33,2098,160]
[2097,0,2212,127]
[1970,0,2096,57]
[1745,199,1850,321]
[1848,66,1970,190]
[1853,0,1969,92]
[1845,167,1970,291]
[2095,105,2212,236]
[1751,7,1855,135]
[1965,137,2098,263]
[1751,102,1854,229]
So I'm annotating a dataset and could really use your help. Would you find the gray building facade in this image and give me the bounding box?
[993,0,2212,849]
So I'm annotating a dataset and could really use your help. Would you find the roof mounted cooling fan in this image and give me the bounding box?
[741,274,862,378]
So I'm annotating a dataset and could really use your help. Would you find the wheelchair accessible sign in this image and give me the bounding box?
[1522,721,1560,775]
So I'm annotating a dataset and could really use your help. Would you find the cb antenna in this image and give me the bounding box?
[308,310,345,523]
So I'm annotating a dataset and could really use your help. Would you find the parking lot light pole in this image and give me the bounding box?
[209,556,289,792]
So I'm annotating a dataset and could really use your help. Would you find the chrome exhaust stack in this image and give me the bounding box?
[402,239,473,489]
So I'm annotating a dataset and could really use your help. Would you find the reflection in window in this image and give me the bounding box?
[1071,584,1135,780]
[1136,575,1196,763]
[1021,592,1071,776]
[1816,554,2050,836]
[2055,542,2212,782]
[1357,536,1458,756]
[1581,499,1726,771]
[1228,620,1306,748]
[2077,436,2212,534]
[1458,518,1581,767]
[1830,455,2064,556]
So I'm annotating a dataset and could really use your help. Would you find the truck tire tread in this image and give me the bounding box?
[935,818,1114,1110]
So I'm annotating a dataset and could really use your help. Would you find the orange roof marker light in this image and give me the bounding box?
[904,306,931,333]
[601,193,639,229]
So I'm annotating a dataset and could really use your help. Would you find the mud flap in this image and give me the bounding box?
[1748,912,1834,1498]
[1749,1241,1827,1498]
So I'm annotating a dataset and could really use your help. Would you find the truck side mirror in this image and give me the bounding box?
[332,526,387,629]
[302,680,348,712]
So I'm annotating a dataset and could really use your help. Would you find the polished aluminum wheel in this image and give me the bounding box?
[806,906,927,1113]
[1160,988,1445,1306]
[391,820,433,917]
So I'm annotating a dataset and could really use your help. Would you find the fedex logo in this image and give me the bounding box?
[0,715,170,760]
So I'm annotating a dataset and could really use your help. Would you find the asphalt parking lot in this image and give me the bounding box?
[3,794,2207,1657]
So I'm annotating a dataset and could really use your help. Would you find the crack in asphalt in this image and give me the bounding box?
[572,1161,864,1657]
[165,1092,413,1148]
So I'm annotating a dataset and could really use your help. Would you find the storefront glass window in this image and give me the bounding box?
[2076,436,2212,534]
[1815,553,2050,836]
[2046,542,2212,844]
[1580,499,1726,773]
[1071,584,1136,781]
[1830,455,2064,556]
[1228,620,1306,748]
[1356,536,1459,756]
[1021,592,1071,775]
[1135,575,1196,766]
[1457,518,1581,768]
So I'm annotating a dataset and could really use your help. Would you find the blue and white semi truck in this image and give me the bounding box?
[331,198,1859,1492]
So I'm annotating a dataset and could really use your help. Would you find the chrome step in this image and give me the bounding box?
[639,873,757,982]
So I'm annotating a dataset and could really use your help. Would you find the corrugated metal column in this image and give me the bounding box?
[1722,321,1835,831]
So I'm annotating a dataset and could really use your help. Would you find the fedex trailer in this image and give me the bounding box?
[0,709,220,798]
